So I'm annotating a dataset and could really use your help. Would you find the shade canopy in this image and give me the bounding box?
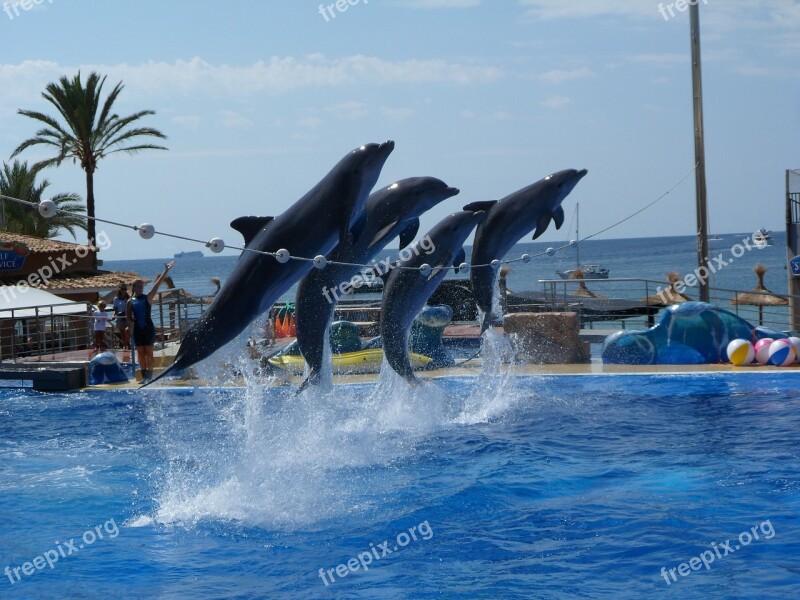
[0,285,87,319]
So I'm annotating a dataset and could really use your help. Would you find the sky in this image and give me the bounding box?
[1,0,799,260]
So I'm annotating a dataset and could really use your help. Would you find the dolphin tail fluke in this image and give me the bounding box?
[139,362,179,389]
[479,312,493,334]
[296,369,319,395]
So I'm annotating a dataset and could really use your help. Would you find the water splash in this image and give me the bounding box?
[149,362,524,530]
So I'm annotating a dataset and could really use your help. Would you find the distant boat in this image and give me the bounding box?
[753,228,772,246]
[709,234,724,241]
[557,264,610,280]
[174,250,204,259]
[556,203,610,280]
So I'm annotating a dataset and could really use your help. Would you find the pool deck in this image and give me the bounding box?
[80,360,798,392]
[5,325,798,391]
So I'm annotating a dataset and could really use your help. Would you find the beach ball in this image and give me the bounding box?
[726,339,754,366]
[754,338,774,365]
[788,336,800,363]
[768,339,796,367]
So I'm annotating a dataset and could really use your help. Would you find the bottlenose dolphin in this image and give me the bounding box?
[466,168,588,332]
[144,141,394,387]
[380,209,486,382]
[294,177,460,391]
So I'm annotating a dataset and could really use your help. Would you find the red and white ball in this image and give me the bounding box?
[726,339,754,366]
[754,338,774,365]
[788,337,800,363]
[768,339,796,367]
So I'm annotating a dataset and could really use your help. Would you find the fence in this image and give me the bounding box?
[538,278,795,333]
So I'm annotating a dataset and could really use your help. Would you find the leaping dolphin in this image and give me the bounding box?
[294,177,460,391]
[143,141,395,387]
[466,168,588,332]
[380,209,487,383]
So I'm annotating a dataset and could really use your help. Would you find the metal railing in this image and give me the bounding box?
[537,277,796,333]
[1,304,92,363]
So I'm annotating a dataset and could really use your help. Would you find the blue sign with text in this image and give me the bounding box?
[790,256,800,277]
[0,242,29,271]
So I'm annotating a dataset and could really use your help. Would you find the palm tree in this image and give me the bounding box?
[0,160,87,239]
[11,71,167,252]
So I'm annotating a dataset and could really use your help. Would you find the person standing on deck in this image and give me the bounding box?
[112,283,130,349]
[92,301,110,355]
[127,261,175,382]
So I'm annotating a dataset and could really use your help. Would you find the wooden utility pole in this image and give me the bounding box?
[690,3,710,303]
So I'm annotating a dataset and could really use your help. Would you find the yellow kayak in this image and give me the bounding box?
[268,348,432,375]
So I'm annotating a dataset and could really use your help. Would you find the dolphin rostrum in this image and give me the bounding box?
[380,209,487,382]
[294,177,460,391]
[143,141,395,387]
[466,168,588,332]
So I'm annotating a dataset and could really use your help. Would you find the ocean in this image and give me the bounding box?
[104,230,792,329]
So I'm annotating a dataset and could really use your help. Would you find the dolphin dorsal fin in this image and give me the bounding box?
[532,214,552,240]
[230,216,274,246]
[463,200,498,213]
[552,206,565,230]
[398,219,420,249]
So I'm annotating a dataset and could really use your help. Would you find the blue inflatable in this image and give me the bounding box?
[89,352,130,385]
[602,302,786,365]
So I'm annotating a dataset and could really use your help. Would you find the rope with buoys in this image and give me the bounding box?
[0,164,697,273]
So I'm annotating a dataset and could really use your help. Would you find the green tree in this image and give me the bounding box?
[0,160,87,239]
[11,71,167,251]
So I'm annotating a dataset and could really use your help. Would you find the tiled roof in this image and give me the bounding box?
[0,232,97,253]
[0,271,149,292]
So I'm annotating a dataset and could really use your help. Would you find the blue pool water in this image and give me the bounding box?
[1,372,799,599]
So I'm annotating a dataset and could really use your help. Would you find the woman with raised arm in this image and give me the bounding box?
[127,261,175,382]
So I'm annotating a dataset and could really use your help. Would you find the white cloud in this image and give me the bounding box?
[0,56,502,103]
[171,115,201,127]
[541,95,571,109]
[297,116,324,129]
[539,67,594,84]
[220,110,252,127]
[326,101,368,120]
[519,0,653,21]
[630,54,686,67]
[381,107,415,120]
[391,0,480,7]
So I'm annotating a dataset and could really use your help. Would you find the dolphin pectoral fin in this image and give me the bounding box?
[397,219,420,249]
[532,214,552,240]
[368,221,400,249]
[230,216,274,246]
[453,247,466,273]
[463,200,498,213]
[552,206,565,229]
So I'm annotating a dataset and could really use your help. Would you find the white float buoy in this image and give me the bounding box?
[420,263,432,277]
[313,255,327,269]
[275,249,291,263]
[490,259,501,270]
[138,224,155,239]
[206,238,225,253]
[521,254,531,264]
[38,199,57,218]
[458,262,469,274]
[546,247,555,256]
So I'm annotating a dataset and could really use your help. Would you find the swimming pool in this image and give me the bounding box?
[1,371,798,598]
